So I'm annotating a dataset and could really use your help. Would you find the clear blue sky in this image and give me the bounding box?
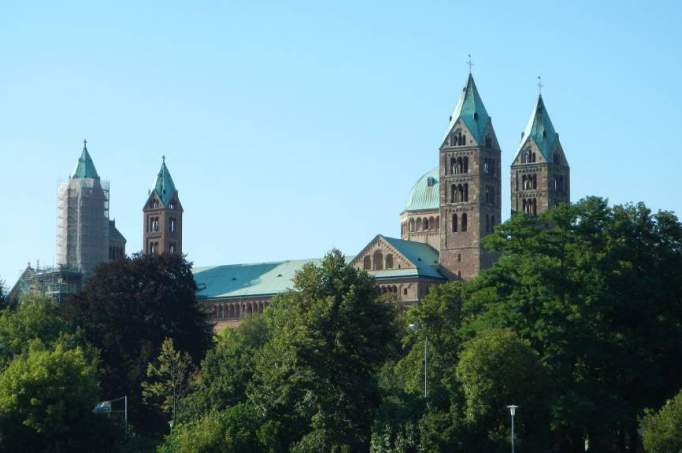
[1,0,681,285]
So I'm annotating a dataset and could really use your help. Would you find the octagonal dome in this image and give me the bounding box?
[404,167,439,212]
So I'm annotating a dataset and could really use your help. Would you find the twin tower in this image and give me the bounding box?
[56,144,183,276]
[403,73,570,280]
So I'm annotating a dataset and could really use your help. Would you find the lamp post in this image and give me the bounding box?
[408,323,427,398]
[507,405,518,453]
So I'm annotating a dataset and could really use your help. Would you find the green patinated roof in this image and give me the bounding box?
[444,73,491,144]
[404,167,439,212]
[193,239,445,301]
[193,259,319,300]
[518,95,559,161]
[71,141,99,179]
[382,236,444,280]
[152,158,178,206]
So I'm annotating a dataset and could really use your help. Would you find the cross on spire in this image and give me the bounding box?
[467,54,474,74]
[537,75,544,95]
[83,138,87,148]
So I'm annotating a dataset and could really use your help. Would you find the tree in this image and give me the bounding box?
[0,342,121,452]
[248,249,400,451]
[143,337,193,424]
[158,403,264,453]
[455,329,550,451]
[467,198,682,451]
[62,253,213,433]
[0,295,81,369]
[640,388,682,453]
[181,315,269,420]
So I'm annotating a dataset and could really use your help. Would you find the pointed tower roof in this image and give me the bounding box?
[71,140,100,179]
[151,156,178,206]
[444,73,491,144]
[518,95,558,161]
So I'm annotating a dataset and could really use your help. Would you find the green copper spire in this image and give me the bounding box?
[71,139,100,179]
[152,156,178,206]
[444,73,491,144]
[518,94,558,161]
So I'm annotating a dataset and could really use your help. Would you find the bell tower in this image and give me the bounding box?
[438,73,501,280]
[511,92,570,215]
[143,157,183,255]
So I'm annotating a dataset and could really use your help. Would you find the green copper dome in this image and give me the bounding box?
[404,168,439,212]
[71,140,99,179]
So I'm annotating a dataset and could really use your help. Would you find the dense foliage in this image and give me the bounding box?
[640,387,682,453]
[2,197,681,452]
[63,253,212,433]
[0,296,121,451]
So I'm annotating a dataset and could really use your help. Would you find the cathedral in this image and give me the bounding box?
[10,72,570,330]
[195,72,571,329]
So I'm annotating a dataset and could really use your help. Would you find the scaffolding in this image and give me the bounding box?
[56,177,110,275]
[9,263,83,304]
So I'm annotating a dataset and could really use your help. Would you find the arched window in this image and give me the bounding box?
[423,218,429,230]
[451,184,457,203]
[416,218,423,231]
[463,156,469,173]
[450,157,456,174]
[429,217,435,230]
[461,213,468,232]
[363,256,371,270]
[533,174,537,189]
[464,184,469,201]
[409,218,415,232]
[373,250,384,271]
[436,216,440,230]
[533,198,537,215]
[452,213,458,232]
[385,254,394,269]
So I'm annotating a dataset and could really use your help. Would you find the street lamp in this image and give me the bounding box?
[408,323,427,398]
[507,405,518,453]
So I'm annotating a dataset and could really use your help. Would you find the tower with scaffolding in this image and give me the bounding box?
[56,140,111,275]
[10,140,126,303]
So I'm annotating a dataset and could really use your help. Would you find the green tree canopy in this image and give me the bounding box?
[0,295,79,369]
[182,315,270,421]
[143,337,193,422]
[640,388,682,453]
[465,197,682,450]
[0,342,120,452]
[248,249,400,452]
[455,328,549,451]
